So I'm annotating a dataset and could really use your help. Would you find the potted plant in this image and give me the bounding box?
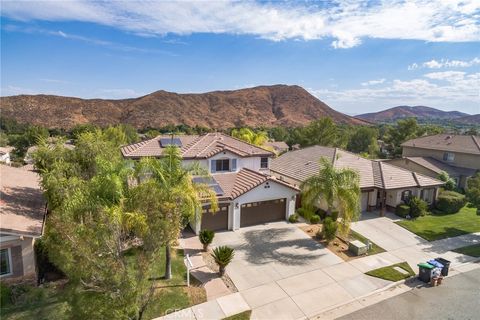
[199,229,215,251]
[211,246,234,276]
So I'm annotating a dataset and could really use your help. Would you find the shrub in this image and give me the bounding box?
[0,283,11,306]
[310,215,320,224]
[436,191,466,214]
[466,172,480,209]
[211,246,235,276]
[316,208,327,221]
[330,211,339,221]
[288,214,299,223]
[438,171,456,191]
[199,230,215,251]
[322,217,338,244]
[408,196,428,218]
[395,204,410,218]
[297,206,315,221]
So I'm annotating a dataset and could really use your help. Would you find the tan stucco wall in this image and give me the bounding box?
[0,237,36,280]
[402,146,480,170]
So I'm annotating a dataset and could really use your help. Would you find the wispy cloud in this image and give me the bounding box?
[2,1,479,49]
[39,78,71,84]
[408,57,480,70]
[361,79,386,86]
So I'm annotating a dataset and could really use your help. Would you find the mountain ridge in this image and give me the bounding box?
[356,105,470,123]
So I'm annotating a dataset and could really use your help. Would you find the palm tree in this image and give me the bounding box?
[301,157,360,235]
[211,246,234,276]
[231,128,268,146]
[135,146,218,279]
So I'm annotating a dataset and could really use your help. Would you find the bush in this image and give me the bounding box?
[1,282,11,306]
[395,204,410,218]
[322,217,338,244]
[199,230,215,251]
[330,211,339,221]
[408,196,428,218]
[288,214,299,223]
[310,215,320,224]
[316,208,327,221]
[297,206,315,221]
[211,246,235,276]
[436,191,466,214]
[438,171,456,191]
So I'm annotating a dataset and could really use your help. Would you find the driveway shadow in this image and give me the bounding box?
[239,226,329,266]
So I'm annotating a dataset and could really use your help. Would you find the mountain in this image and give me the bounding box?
[452,114,480,125]
[0,85,369,130]
[356,106,469,123]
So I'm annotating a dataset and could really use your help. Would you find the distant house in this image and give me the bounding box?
[264,141,289,154]
[391,134,480,188]
[0,165,46,282]
[270,146,444,214]
[0,147,13,165]
[121,133,298,233]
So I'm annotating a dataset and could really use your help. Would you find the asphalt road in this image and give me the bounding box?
[338,267,480,320]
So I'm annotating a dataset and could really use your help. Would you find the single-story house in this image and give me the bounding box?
[1,165,46,282]
[121,133,299,233]
[270,146,445,214]
[264,141,289,154]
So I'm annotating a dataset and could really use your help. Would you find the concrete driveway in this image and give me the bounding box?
[212,222,391,319]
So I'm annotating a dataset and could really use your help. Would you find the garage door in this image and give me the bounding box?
[201,205,229,231]
[361,192,369,212]
[240,199,286,227]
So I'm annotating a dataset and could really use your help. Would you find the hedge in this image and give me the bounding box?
[436,191,466,214]
[395,204,410,218]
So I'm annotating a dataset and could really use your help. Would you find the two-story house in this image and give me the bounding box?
[121,133,299,233]
[387,134,479,188]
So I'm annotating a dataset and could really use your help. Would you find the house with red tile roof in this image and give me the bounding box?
[121,133,299,233]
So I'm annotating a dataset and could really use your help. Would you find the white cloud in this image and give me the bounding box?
[2,1,479,49]
[408,57,480,70]
[361,79,386,86]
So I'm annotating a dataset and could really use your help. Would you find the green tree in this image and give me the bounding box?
[301,157,361,235]
[384,118,420,157]
[134,146,218,279]
[347,126,379,156]
[231,128,268,146]
[438,171,456,191]
[466,172,480,209]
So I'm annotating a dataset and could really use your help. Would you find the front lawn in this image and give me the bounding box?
[223,310,252,320]
[452,244,480,258]
[1,248,205,320]
[396,205,480,241]
[366,262,415,282]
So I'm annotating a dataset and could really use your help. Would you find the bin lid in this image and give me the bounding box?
[428,259,444,268]
[417,263,434,269]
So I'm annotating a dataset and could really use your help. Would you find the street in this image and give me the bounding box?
[339,267,480,320]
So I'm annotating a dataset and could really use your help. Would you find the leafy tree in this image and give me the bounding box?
[347,126,379,156]
[438,171,456,191]
[231,128,268,146]
[134,146,218,279]
[384,118,420,157]
[9,125,49,159]
[70,123,99,140]
[301,157,360,235]
[268,127,289,143]
[465,127,478,136]
[466,172,480,209]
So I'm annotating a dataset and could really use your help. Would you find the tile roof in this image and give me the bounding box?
[271,146,444,190]
[0,165,45,237]
[121,133,274,159]
[211,168,299,200]
[402,134,480,155]
[391,157,476,177]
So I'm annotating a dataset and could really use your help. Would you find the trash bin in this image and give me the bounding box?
[418,263,435,283]
[435,257,451,276]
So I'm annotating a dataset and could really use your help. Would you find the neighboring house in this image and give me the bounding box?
[264,141,289,154]
[399,134,480,188]
[0,165,46,282]
[270,146,444,215]
[0,147,13,164]
[121,133,299,233]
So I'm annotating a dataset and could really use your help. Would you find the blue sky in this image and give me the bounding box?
[1,1,479,115]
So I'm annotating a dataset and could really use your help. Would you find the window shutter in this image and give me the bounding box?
[231,159,237,172]
[211,160,216,173]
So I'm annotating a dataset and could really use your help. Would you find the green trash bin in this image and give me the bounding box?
[418,263,435,283]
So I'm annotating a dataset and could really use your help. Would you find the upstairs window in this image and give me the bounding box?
[443,152,455,162]
[260,157,269,169]
[215,159,230,172]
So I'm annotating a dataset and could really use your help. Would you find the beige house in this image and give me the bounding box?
[270,146,444,215]
[1,165,46,282]
[397,134,480,188]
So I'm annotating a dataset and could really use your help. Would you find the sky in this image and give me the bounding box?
[1,0,479,115]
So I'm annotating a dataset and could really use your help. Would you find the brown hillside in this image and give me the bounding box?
[0,85,368,129]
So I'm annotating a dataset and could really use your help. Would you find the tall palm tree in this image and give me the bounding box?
[301,157,360,235]
[231,128,268,146]
[135,146,218,279]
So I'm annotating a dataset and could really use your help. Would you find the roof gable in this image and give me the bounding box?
[402,134,480,155]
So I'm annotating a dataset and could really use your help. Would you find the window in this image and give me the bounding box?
[260,157,269,169]
[443,152,455,162]
[401,190,412,202]
[0,248,11,276]
[215,159,230,172]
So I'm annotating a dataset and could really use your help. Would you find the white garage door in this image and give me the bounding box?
[361,192,369,212]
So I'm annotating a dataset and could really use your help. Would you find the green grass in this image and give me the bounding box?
[223,310,252,320]
[1,248,206,320]
[452,244,480,258]
[396,205,480,241]
[349,230,386,255]
[366,262,415,282]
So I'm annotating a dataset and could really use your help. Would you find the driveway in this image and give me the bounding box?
[212,222,391,319]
